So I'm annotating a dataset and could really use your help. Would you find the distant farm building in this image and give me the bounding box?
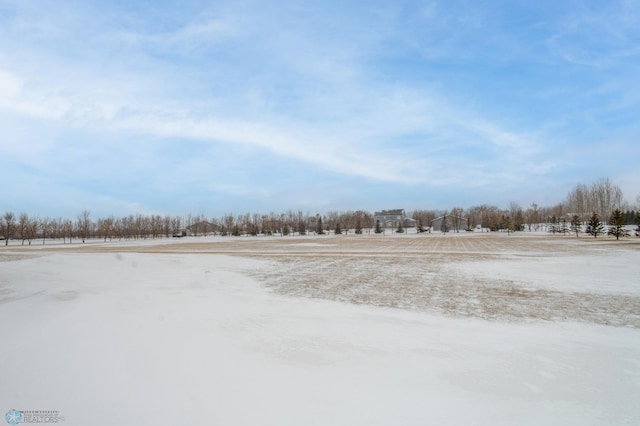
[373,209,416,229]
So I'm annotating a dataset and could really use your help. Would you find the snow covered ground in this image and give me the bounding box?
[1,234,639,425]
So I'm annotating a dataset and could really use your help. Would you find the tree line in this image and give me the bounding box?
[414,178,639,234]
[2,178,639,245]
[0,209,380,245]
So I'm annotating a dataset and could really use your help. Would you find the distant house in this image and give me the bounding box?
[373,209,416,229]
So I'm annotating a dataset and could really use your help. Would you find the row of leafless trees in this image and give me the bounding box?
[0,209,378,244]
[412,204,540,232]
[0,210,189,245]
[218,210,375,237]
[413,201,586,233]
[413,178,635,232]
[1,179,637,244]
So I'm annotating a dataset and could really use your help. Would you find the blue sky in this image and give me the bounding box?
[1,0,639,218]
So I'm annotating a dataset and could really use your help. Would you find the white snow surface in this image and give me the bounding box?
[1,235,639,425]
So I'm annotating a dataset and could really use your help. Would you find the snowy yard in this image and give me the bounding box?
[1,233,639,425]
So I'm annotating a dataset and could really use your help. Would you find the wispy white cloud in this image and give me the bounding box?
[0,60,544,189]
[114,17,242,54]
[0,0,638,216]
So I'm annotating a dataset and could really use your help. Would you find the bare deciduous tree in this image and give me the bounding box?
[222,214,234,237]
[2,212,16,245]
[23,215,37,245]
[98,216,115,242]
[570,215,581,237]
[63,219,73,244]
[566,178,623,221]
[450,207,465,233]
[525,203,541,231]
[163,215,172,238]
[18,213,30,245]
[77,210,92,243]
[40,217,51,244]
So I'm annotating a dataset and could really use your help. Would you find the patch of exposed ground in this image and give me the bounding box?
[245,254,640,328]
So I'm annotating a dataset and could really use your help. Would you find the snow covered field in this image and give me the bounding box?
[1,233,639,425]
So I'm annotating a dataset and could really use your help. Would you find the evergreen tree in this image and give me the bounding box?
[585,212,605,238]
[355,217,363,234]
[514,210,525,231]
[608,209,629,240]
[636,212,640,237]
[441,215,449,234]
[396,220,404,233]
[549,215,558,234]
[624,210,635,225]
[374,220,382,234]
[502,215,512,235]
[316,216,324,235]
[559,218,569,235]
[334,222,342,235]
[570,215,581,237]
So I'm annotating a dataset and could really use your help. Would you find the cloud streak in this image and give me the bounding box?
[0,0,638,216]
